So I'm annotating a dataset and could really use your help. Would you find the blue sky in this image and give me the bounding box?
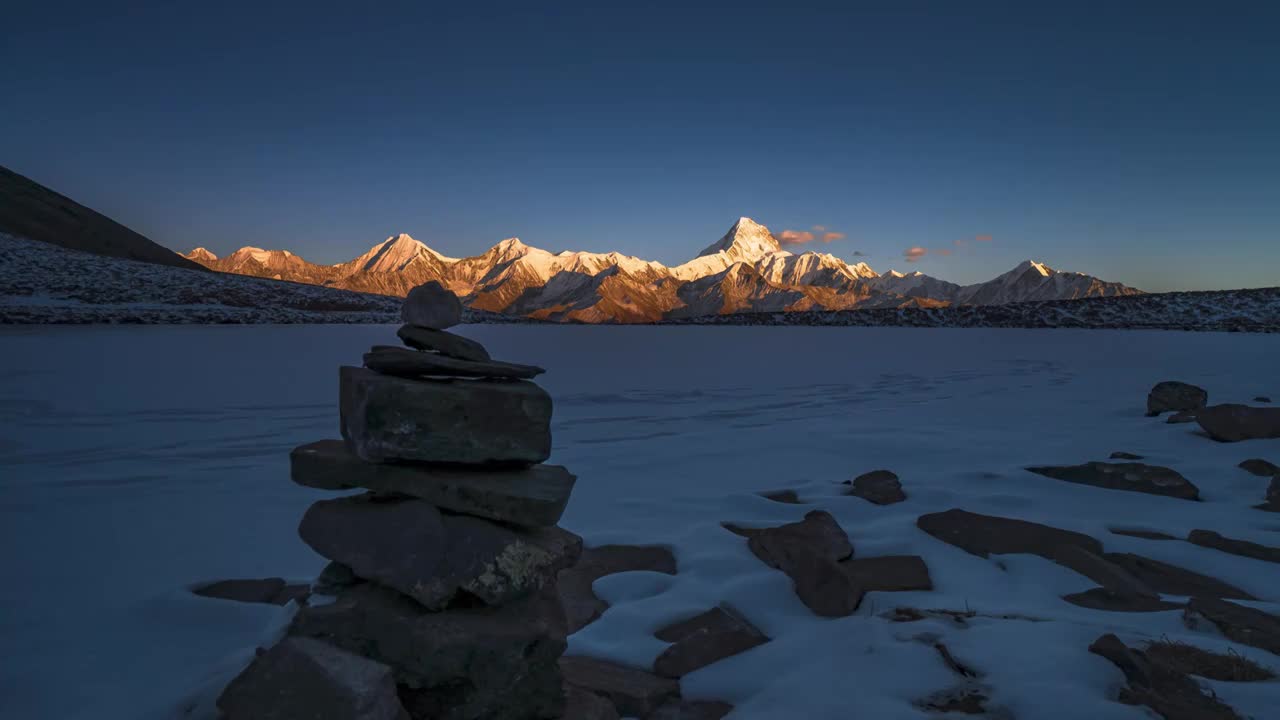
[2,1,1277,291]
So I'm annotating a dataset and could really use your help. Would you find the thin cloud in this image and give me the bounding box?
[811,225,827,232]
[776,230,817,245]
[954,238,967,248]
[849,250,868,257]
[975,234,993,242]
[821,231,845,242]
[904,247,928,263]
[934,248,952,256]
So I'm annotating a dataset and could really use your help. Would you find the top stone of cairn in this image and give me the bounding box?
[402,281,463,330]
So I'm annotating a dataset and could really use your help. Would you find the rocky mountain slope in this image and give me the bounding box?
[1,164,206,272]
[185,218,1144,323]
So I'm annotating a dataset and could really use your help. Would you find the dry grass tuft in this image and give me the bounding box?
[1146,638,1276,682]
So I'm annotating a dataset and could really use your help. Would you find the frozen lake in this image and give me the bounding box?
[2,325,1279,719]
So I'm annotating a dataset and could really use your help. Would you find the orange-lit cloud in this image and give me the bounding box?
[954,238,967,248]
[777,228,846,245]
[976,234,993,242]
[821,231,845,242]
[904,247,928,262]
[935,248,952,256]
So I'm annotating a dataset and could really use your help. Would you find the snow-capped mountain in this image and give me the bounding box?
[182,218,1143,323]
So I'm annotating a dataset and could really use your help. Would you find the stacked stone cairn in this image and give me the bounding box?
[217,281,583,720]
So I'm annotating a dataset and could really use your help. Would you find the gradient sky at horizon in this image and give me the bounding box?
[2,1,1277,291]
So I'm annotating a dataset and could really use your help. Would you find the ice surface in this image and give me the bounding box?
[2,325,1278,719]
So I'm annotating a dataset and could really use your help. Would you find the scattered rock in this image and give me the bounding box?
[1050,545,1157,598]
[1110,452,1145,460]
[560,685,620,720]
[744,511,861,617]
[559,656,680,718]
[1255,396,1272,403]
[1146,381,1208,417]
[1062,589,1183,613]
[1196,403,1280,442]
[400,281,462,329]
[1186,598,1280,655]
[364,346,544,380]
[193,577,310,606]
[1167,410,1197,424]
[217,637,409,720]
[396,324,490,362]
[759,489,802,504]
[290,582,568,719]
[1265,476,1280,511]
[916,509,1102,560]
[1187,529,1280,564]
[1109,527,1178,541]
[1103,553,1254,600]
[1239,458,1280,477]
[1026,462,1200,500]
[1144,639,1275,682]
[339,366,552,465]
[1089,633,1242,720]
[840,555,933,592]
[291,440,575,527]
[916,686,991,715]
[298,494,582,610]
[558,545,677,634]
[646,700,734,719]
[846,469,907,505]
[313,561,360,596]
[652,605,769,678]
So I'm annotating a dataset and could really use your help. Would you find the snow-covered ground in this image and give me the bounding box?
[2,325,1278,719]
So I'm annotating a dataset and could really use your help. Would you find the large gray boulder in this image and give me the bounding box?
[364,346,544,380]
[743,511,861,617]
[298,494,581,610]
[401,281,462,329]
[397,324,490,362]
[1146,381,1208,416]
[339,366,552,465]
[217,637,408,720]
[1197,404,1280,442]
[1025,462,1200,500]
[291,440,575,527]
[290,582,568,720]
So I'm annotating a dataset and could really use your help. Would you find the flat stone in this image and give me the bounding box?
[401,281,462,330]
[1110,451,1145,460]
[840,555,933,592]
[396,324,490,361]
[759,489,802,504]
[291,439,574,527]
[846,469,906,505]
[560,685,620,720]
[1167,410,1197,424]
[364,346,543,380]
[290,582,567,720]
[298,494,581,610]
[1146,381,1208,417]
[647,700,734,720]
[1109,527,1178,541]
[1239,458,1280,477]
[1188,530,1280,564]
[1025,462,1200,500]
[560,656,680,718]
[1088,633,1242,720]
[1186,598,1280,656]
[340,366,552,465]
[217,637,408,720]
[652,606,768,678]
[1103,553,1254,600]
[1051,545,1157,598]
[313,561,360,596]
[558,545,677,634]
[1063,589,1183,613]
[916,509,1102,560]
[1197,403,1280,442]
[193,577,310,606]
[745,511,861,617]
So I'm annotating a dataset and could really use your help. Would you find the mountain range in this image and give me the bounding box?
[183,218,1142,323]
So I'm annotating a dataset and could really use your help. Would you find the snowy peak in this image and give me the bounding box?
[350,233,455,273]
[184,247,217,263]
[696,217,785,263]
[1014,259,1054,277]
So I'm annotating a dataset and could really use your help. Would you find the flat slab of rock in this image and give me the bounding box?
[1110,451,1145,460]
[846,469,906,505]
[1197,403,1280,442]
[745,511,861,617]
[1025,462,1200,500]
[652,606,769,678]
[396,324,490,362]
[647,700,734,719]
[1187,598,1280,655]
[560,656,680,718]
[1265,477,1280,511]
[1109,527,1178,541]
[401,281,462,329]
[299,494,581,610]
[916,509,1102,560]
[217,637,408,720]
[1188,530,1280,564]
[193,577,310,606]
[340,366,552,465]
[1050,545,1157,598]
[1239,458,1280,477]
[1063,588,1183,613]
[1147,381,1208,417]
[561,685,620,720]
[1103,552,1254,600]
[759,489,802,504]
[1089,633,1242,720]
[558,545,677,634]
[840,555,933,592]
[365,346,544,381]
[291,440,574,527]
[291,582,568,720]
[1167,410,1198,424]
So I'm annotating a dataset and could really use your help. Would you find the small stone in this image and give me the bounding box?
[744,511,860,617]
[298,494,581,610]
[1109,452,1144,460]
[396,324,490,361]
[1025,462,1199,500]
[1186,598,1280,656]
[340,366,552,465]
[916,509,1102,560]
[1146,381,1208,417]
[313,561,359,596]
[193,577,310,606]
[652,606,769,678]
[1103,553,1254,600]
[364,346,544,380]
[1197,404,1280,442]
[401,281,462,329]
[217,637,408,720]
[840,555,933,592]
[1167,410,1197,424]
[559,656,680,718]
[847,469,906,505]
[1239,458,1280,477]
[291,440,575,527]
[1187,530,1280,564]
[558,545,677,634]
